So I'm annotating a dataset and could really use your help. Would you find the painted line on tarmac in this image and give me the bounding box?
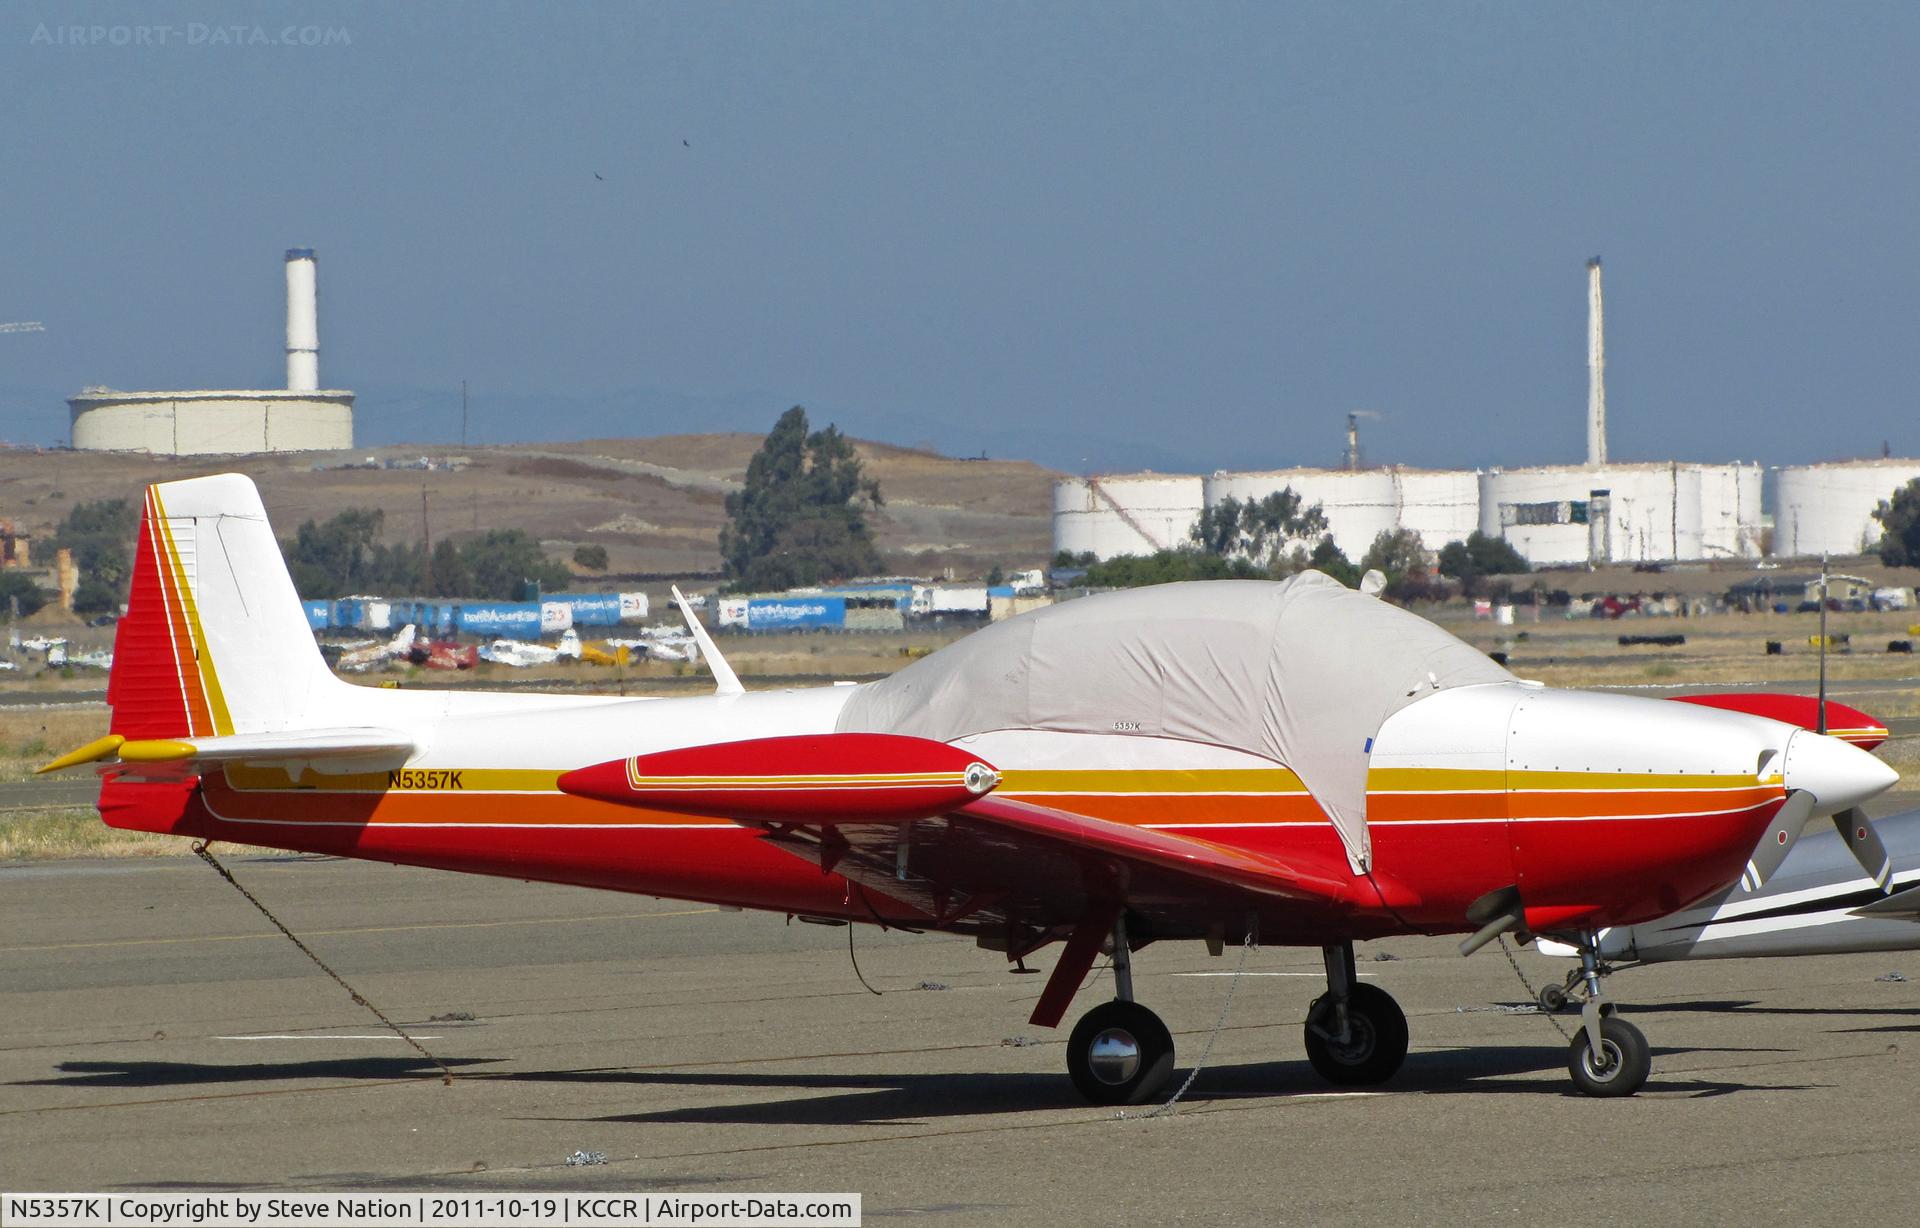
[0,906,719,953]
[216,1034,444,1041]
[1174,971,1377,978]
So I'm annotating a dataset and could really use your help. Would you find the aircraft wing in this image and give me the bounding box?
[746,793,1392,940]
[559,734,1390,936]
[39,728,416,780]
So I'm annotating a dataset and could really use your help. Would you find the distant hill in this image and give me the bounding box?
[0,434,1058,582]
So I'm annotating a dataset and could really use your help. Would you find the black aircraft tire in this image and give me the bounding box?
[1066,1001,1176,1106]
[1537,984,1569,1012]
[1567,1017,1651,1098]
[1303,982,1409,1086]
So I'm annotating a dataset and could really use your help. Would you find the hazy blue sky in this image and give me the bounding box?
[3,3,1915,472]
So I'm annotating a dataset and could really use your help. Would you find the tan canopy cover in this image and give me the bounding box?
[836,572,1513,870]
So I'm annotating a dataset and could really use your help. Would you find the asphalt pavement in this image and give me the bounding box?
[3,854,1919,1224]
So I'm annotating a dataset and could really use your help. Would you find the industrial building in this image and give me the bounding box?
[1773,460,1920,557]
[68,249,354,454]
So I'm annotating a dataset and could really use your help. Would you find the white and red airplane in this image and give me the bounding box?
[42,475,1902,1101]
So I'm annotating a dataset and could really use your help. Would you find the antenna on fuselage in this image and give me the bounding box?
[672,585,744,696]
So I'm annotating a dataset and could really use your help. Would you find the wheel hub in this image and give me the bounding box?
[1326,1014,1376,1064]
[1087,1027,1142,1085]
[1582,1040,1623,1079]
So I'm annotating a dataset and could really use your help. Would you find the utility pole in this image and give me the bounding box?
[421,486,433,595]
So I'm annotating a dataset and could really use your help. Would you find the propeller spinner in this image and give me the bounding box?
[1743,729,1899,892]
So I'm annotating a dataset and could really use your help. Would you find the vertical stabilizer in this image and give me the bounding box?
[108,474,342,738]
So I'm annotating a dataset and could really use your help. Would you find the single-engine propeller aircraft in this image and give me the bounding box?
[44,476,1903,1101]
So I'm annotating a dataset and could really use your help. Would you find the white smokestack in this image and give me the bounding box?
[1586,256,1606,467]
[285,248,318,392]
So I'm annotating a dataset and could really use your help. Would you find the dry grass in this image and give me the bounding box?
[0,705,109,782]
[0,807,192,860]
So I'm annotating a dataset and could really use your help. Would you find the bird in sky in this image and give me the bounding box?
[682,139,691,148]
[593,172,604,181]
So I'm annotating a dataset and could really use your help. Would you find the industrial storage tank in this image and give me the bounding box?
[1695,463,1766,559]
[1774,460,1920,557]
[1202,470,1399,559]
[1481,462,1765,566]
[69,388,353,453]
[1052,475,1205,560]
[68,248,354,455]
[1392,469,1483,553]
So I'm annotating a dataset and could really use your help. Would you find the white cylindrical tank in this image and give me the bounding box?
[1203,470,1398,559]
[1482,462,1766,566]
[1479,468,1595,566]
[1773,461,1920,557]
[285,248,319,392]
[1052,475,1205,560]
[1394,469,1483,553]
[1693,463,1766,559]
[68,389,354,454]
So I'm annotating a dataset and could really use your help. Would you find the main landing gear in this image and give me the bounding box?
[1561,940,1650,1098]
[1303,941,1409,1086]
[1064,915,1176,1105]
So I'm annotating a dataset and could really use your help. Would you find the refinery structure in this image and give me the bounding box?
[68,249,354,455]
[1056,259,1913,566]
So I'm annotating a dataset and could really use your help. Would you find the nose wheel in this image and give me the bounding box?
[1562,935,1650,1097]
[1567,1015,1650,1097]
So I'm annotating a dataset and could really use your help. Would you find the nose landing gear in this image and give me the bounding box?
[1563,939,1650,1097]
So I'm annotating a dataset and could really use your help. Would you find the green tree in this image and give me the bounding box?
[429,539,471,598]
[1308,537,1361,587]
[71,579,120,615]
[284,508,391,597]
[721,406,884,590]
[1190,490,1327,566]
[281,508,567,599]
[0,572,48,619]
[1190,497,1248,557]
[572,543,610,572]
[1081,549,1264,587]
[1437,531,1532,584]
[459,529,572,600]
[1874,480,1920,567]
[54,498,139,606]
[1360,528,1428,580]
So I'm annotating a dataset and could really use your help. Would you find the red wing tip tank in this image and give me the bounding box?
[50,473,1902,1102]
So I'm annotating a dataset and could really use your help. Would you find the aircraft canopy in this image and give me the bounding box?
[835,572,1514,869]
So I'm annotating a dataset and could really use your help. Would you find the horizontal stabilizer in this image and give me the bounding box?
[39,727,416,779]
[557,733,1001,822]
[1670,693,1888,751]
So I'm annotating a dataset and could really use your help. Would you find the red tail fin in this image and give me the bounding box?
[107,487,220,740]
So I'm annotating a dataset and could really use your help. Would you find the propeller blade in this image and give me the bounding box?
[1741,789,1817,892]
[1833,806,1895,892]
